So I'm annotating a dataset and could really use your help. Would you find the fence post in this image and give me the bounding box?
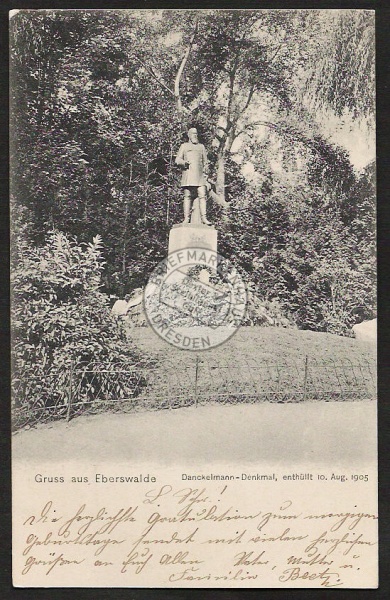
[303,355,309,401]
[66,360,75,422]
[194,355,200,408]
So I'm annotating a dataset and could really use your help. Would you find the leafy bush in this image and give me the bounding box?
[11,231,140,417]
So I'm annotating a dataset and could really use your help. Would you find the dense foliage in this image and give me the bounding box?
[10,8,375,347]
[11,229,140,413]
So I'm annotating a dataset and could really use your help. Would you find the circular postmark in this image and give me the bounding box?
[143,247,247,351]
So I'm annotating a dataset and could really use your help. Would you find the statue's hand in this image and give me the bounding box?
[175,157,189,169]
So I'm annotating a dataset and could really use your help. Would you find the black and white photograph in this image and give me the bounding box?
[10,8,377,589]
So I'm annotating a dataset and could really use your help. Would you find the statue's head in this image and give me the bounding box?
[188,128,198,144]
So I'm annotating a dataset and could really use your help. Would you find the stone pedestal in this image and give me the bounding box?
[168,222,218,255]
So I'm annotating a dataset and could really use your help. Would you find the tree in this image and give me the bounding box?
[301,10,375,124]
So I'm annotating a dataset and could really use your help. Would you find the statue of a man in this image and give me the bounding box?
[175,127,211,225]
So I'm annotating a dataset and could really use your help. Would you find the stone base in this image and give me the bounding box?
[168,223,218,255]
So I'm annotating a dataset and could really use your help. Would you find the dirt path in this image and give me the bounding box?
[12,401,376,466]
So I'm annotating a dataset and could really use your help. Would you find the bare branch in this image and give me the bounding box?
[268,43,282,65]
[239,83,257,116]
[214,133,226,144]
[174,21,198,118]
[133,56,174,97]
[215,125,229,134]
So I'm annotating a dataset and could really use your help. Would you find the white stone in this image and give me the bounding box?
[198,269,210,284]
[352,318,377,344]
[111,299,129,316]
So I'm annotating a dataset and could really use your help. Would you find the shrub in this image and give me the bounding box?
[11,231,140,419]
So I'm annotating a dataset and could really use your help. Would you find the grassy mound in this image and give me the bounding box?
[126,326,376,404]
[127,325,375,363]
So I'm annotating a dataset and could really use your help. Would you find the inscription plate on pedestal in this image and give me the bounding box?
[168,223,217,255]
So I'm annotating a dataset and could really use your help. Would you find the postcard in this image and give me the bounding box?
[10,8,377,588]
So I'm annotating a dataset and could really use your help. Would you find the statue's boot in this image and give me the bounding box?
[199,197,211,226]
[183,197,191,223]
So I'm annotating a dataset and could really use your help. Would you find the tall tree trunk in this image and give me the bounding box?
[122,198,128,274]
[174,22,198,128]
[216,150,226,203]
[212,148,230,211]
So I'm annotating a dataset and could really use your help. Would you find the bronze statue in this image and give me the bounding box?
[175,127,211,225]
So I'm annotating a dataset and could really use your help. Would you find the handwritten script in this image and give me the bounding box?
[15,483,377,588]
